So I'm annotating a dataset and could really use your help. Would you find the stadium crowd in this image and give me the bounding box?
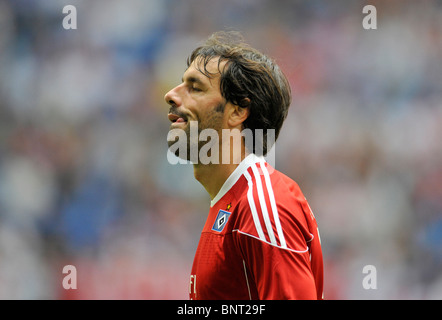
[0,0,441,299]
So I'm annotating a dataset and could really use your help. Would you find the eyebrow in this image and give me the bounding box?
[181,75,206,86]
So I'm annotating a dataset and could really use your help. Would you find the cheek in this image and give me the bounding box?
[199,107,225,132]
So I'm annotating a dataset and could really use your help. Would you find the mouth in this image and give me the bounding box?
[168,109,188,125]
[168,114,187,123]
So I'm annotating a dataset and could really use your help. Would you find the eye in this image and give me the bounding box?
[191,86,202,92]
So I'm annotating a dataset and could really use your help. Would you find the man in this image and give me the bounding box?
[164,31,324,300]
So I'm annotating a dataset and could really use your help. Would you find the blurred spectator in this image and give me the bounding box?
[0,0,441,299]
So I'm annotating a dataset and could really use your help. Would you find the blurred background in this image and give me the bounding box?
[0,0,441,299]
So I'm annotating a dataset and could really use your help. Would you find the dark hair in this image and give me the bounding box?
[187,31,292,156]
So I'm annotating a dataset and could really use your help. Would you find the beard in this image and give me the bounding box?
[167,102,226,162]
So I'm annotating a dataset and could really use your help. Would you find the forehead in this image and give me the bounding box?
[183,57,226,84]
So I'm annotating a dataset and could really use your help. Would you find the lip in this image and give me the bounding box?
[168,113,188,124]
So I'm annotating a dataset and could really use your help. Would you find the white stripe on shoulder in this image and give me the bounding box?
[243,170,266,242]
[260,162,287,249]
[250,163,277,246]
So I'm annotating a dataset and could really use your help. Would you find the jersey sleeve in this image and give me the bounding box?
[234,166,323,300]
[238,239,317,299]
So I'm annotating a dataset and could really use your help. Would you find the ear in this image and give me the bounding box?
[227,98,250,129]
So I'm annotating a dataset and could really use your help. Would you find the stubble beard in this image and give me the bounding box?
[168,102,226,162]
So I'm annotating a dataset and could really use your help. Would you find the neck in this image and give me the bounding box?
[193,163,236,200]
[194,143,248,200]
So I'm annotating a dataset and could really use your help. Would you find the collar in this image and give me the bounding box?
[210,153,266,207]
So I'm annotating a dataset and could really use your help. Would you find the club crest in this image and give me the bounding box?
[212,210,231,232]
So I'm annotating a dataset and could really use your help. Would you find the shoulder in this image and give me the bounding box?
[234,162,315,252]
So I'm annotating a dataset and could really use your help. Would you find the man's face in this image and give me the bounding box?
[164,57,227,160]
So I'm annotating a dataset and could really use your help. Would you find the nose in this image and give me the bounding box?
[164,85,182,107]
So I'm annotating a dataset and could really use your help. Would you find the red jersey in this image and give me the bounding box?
[189,154,324,300]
